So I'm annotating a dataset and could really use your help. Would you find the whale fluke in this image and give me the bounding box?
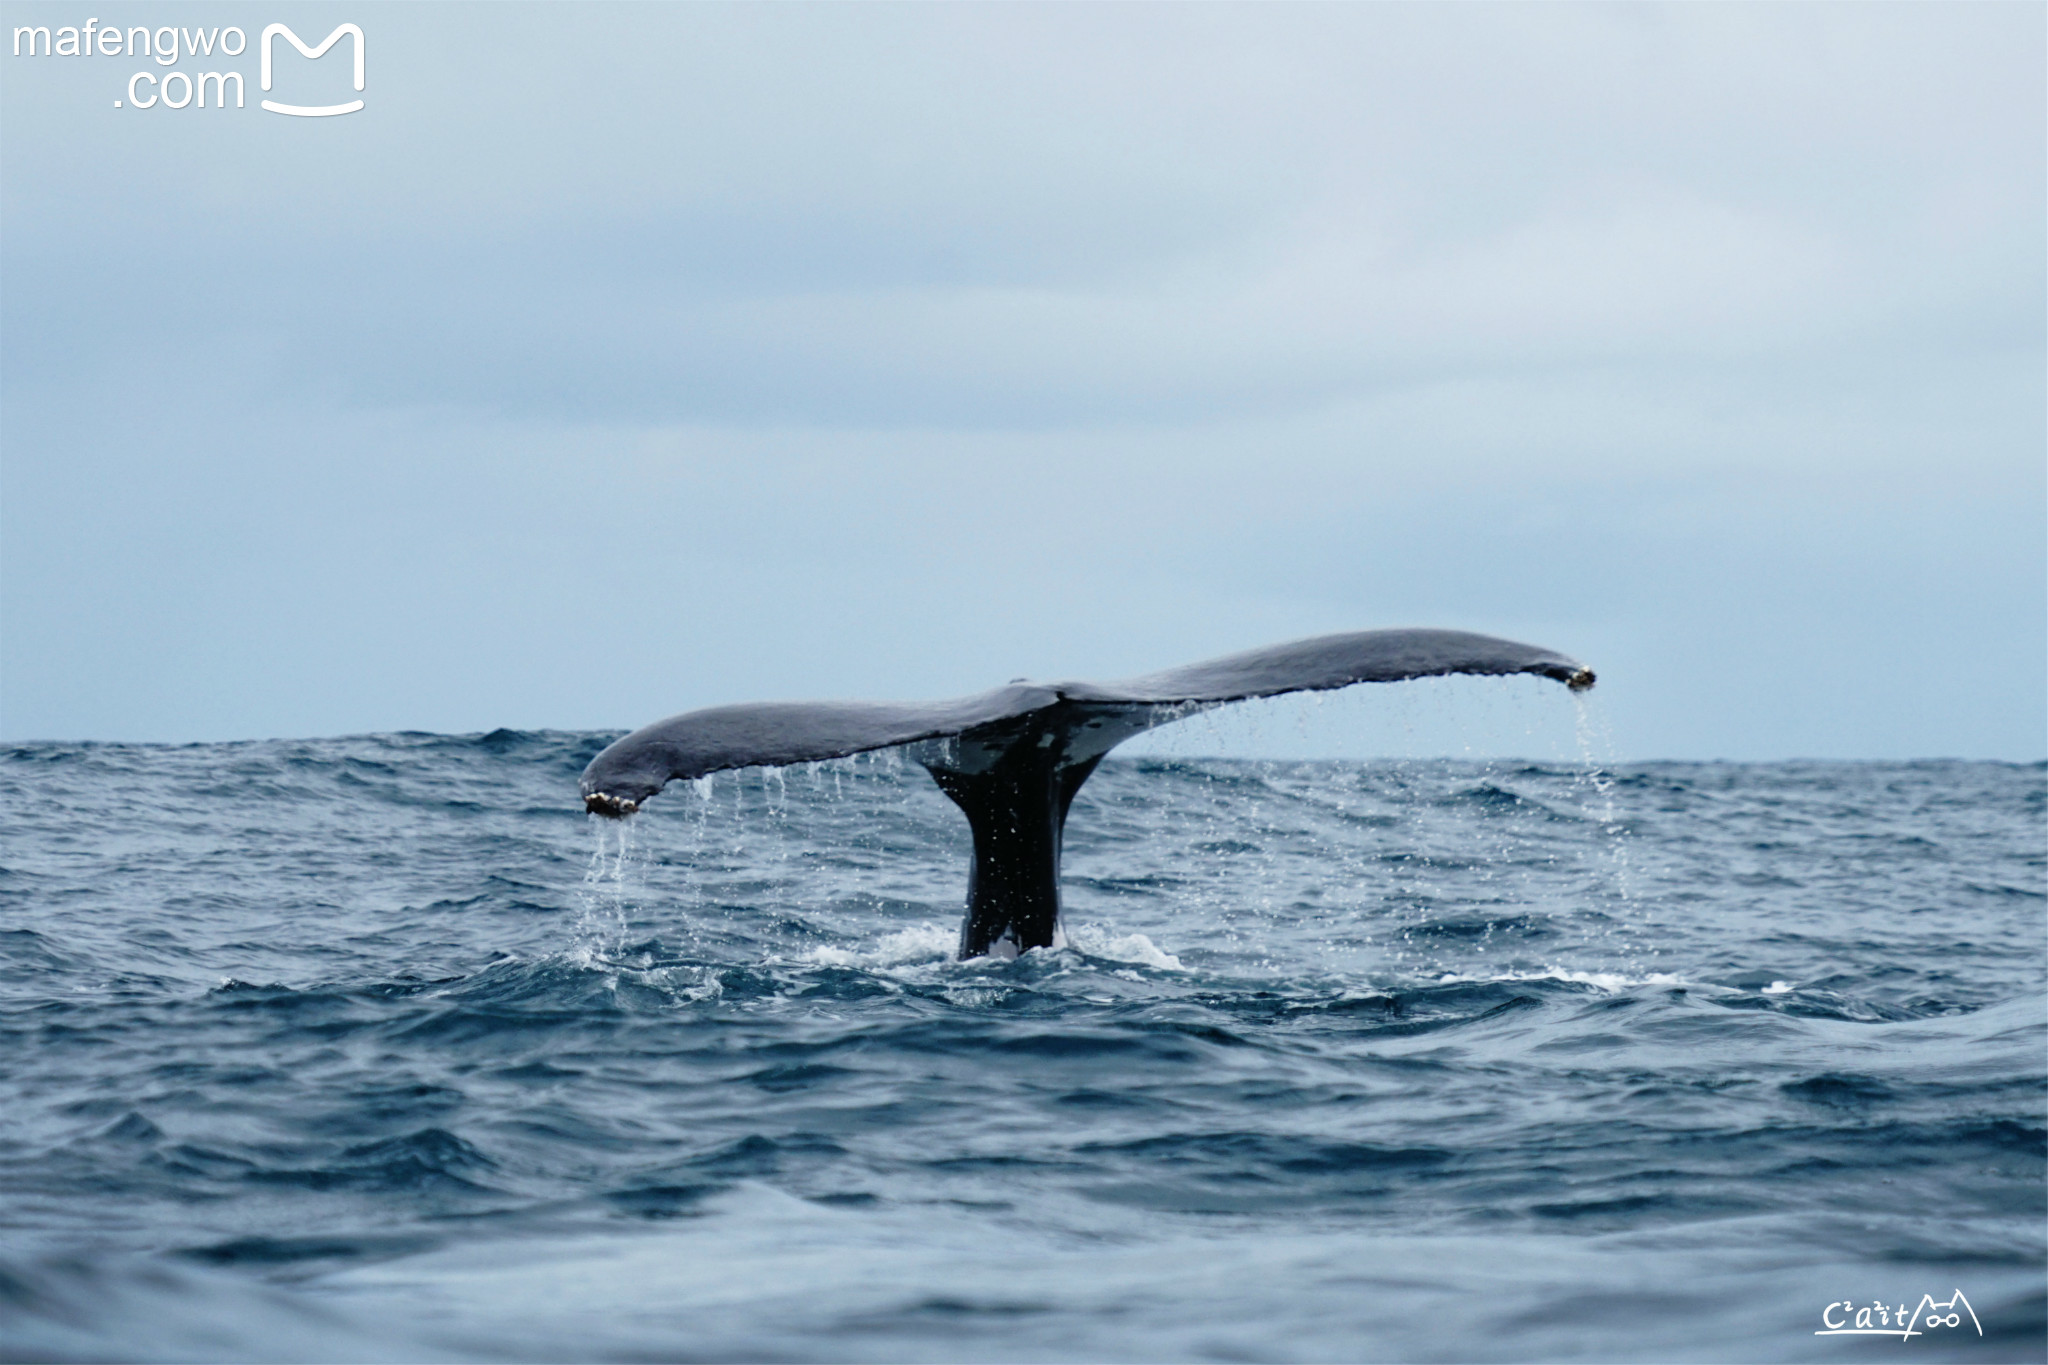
[580,629,1594,958]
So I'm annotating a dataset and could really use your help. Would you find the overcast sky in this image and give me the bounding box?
[2,2,2042,759]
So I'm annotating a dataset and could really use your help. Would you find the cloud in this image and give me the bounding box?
[1,3,2040,752]
[5,4,2038,431]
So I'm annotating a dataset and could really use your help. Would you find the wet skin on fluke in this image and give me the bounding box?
[580,628,1595,959]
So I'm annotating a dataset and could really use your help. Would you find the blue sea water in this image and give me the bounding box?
[1,725,2042,1362]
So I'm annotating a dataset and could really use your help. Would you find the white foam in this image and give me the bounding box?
[1063,925,1184,971]
[944,986,1006,1007]
[870,922,958,964]
[1434,967,1688,993]
[1761,980,1795,995]
[795,921,957,970]
[793,921,1183,973]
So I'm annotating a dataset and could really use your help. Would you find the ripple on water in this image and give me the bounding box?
[0,745,2040,1360]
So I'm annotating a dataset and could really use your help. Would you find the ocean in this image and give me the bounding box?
[1,722,2042,1362]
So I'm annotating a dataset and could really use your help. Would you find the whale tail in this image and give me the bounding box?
[910,709,1138,958]
[578,629,1594,958]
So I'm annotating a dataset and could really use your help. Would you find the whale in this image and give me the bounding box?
[580,628,1595,959]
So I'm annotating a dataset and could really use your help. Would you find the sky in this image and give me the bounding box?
[2,2,2042,760]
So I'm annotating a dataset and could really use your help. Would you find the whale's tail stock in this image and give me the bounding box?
[578,629,1595,959]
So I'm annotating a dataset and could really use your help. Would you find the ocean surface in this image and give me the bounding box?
[2,723,2043,1363]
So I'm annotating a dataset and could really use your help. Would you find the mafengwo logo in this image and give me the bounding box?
[9,18,363,115]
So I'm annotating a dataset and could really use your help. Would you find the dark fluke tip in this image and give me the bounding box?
[1567,668,1596,692]
[585,791,638,818]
